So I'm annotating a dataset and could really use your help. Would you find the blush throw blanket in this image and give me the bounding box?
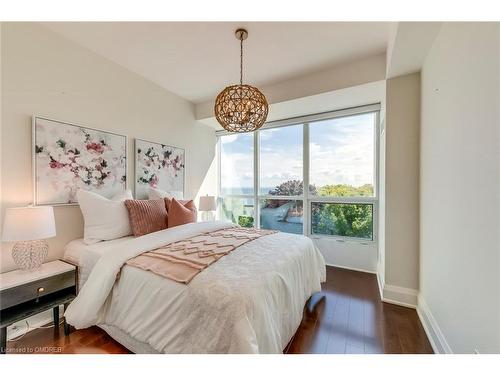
[126,227,278,283]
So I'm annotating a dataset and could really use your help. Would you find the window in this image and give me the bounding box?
[220,197,255,227]
[219,133,255,226]
[310,113,375,197]
[220,133,253,195]
[217,105,379,241]
[308,112,376,240]
[260,198,303,234]
[311,203,373,239]
[258,125,304,234]
[259,125,303,195]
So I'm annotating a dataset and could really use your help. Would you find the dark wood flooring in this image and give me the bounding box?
[285,266,432,354]
[6,266,432,354]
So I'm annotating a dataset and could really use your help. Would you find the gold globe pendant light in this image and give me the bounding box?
[214,29,269,133]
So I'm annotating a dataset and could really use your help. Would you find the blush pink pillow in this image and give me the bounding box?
[165,198,197,228]
[124,199,168,236]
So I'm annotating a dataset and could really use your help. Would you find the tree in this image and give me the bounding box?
[265,180,317,212]
[317,184,373,197]
[268,179,318,196]
[311,203,373,239]
[311,183,373,238]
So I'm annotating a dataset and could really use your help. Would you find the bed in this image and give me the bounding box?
[63,220,326,354]
[63,235,133,289]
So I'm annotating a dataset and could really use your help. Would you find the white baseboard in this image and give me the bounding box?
[416,294,452,354]
[329,263,419,308]
[381,283,418,308]
[325,262,377,274]
[382,297,417,309]
[376,271,384,301]
[375,271,441,353]
[373,281,418,309]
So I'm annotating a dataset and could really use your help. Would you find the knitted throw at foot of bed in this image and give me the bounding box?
[126,227,278,283]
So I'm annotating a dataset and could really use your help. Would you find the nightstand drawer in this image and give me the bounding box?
[0,269,76,310]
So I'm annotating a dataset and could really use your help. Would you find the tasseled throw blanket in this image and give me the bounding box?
[126,227,278,283]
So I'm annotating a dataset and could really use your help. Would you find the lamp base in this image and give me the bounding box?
[201,211,215,222]
[12,239,49,271]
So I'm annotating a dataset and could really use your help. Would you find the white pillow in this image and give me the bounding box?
[77,189,133,245]
[148,187,184,201]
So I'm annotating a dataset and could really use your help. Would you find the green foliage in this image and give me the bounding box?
[314,182,375,239]
[311,203,373,239]
[317,184,373,197]
[238,216,254,228]
[312,183,373,238]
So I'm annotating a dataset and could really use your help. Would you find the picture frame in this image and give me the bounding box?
[134,138,185,200]
[32,116,127,206]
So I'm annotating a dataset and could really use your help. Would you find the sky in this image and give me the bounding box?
[220,112,375,194]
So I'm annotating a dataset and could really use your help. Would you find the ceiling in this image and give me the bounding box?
[43,22,392,104]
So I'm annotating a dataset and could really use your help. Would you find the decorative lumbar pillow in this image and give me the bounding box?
[124,199,168,236]
[148,187,184,201]
[165,198,197,228]
[77,189,133,245]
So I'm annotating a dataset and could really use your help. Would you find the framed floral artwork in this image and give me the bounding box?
[33,116,127,205]
[135,139,185,199]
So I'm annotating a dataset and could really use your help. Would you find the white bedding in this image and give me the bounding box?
[64,221,326,353]
[63,236,134,288]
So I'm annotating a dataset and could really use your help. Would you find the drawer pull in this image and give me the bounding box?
[36,286,45,302]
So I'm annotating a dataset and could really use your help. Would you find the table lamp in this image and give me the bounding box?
[2,206,56,271]
[199,195,216,221]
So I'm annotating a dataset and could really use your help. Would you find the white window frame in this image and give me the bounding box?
[216,103,380,243]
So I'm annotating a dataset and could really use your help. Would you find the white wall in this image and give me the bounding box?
[1,23,216,272]
[196,53,386,124]
[386,22,442,79]
[419,22,500,353]
[317,238,377,273]
[381,73,421,305]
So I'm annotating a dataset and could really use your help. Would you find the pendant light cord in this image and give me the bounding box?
[240,36,243,85]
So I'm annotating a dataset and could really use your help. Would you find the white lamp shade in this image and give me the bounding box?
[2,206,56,242]
[199,196,216,212]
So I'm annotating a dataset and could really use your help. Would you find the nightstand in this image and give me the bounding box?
[0,260,77,354]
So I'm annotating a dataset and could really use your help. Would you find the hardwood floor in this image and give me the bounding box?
[6,266,433,354]
[285,266,432,354]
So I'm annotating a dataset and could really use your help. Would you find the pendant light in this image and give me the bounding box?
[214,28,269,133]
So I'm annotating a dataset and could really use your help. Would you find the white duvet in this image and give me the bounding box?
[64,221,326,353]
